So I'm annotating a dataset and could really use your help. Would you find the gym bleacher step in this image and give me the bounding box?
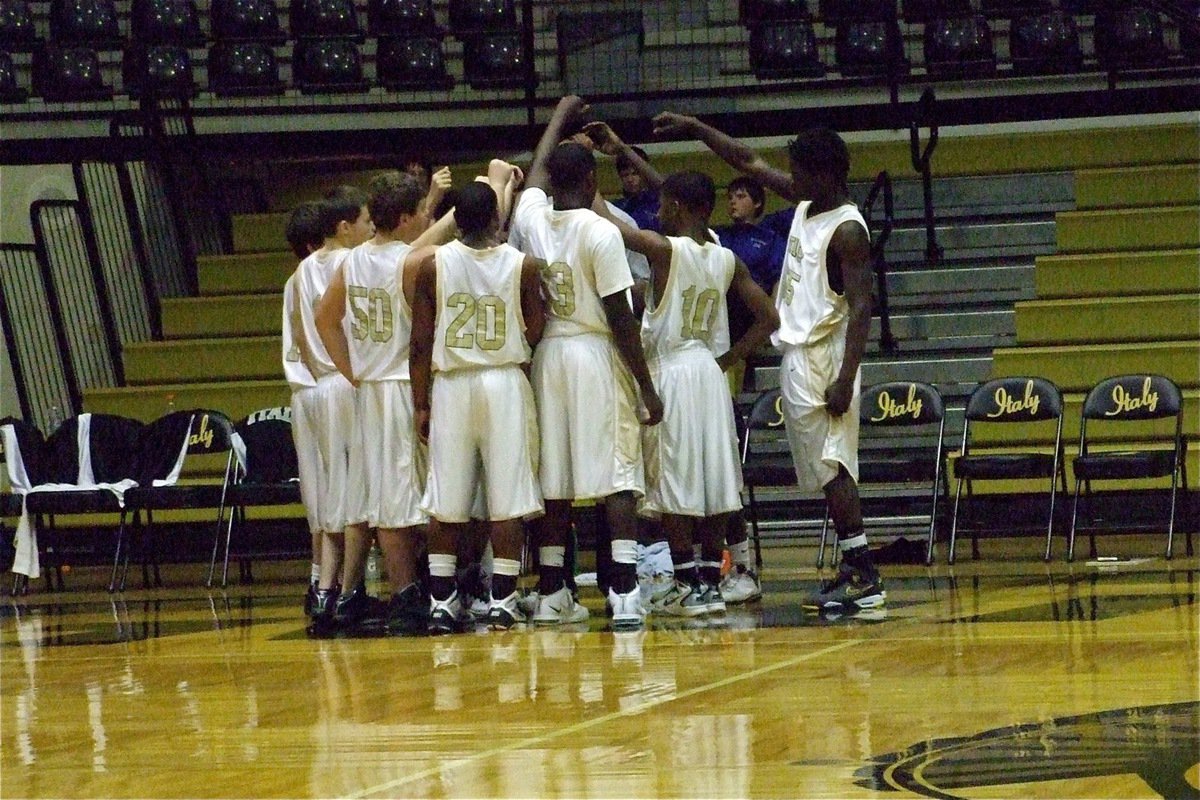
[198,252,295,295]
[1056,206,1200,253]
[123,337,281,384]
[231,213,291,254]
[992,341,1199,393]
[1034,249,1200,299]
[884,219,1056,261]
[1015,294,1200,345]
[162,294,283,338]
[83,380,290,423]
[1074,163,1200,210]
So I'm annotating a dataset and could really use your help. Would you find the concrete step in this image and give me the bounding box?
[83,380,291,424]
[1015,294,1200,345]
[162,294,282,339]
[1056,206,1200,253]
[1034,249,1200,299]
[122,337,280,385]
[1074,163,1200,210]
[991,340,1199,394]
[231,213,291,254]
[885,219,1056,262]
[198,252,295,296]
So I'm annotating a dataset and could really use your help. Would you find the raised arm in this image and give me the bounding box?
[825,221,873,417]
[526,95,589,193]
[519,255,547,349]
[314,266,356,386]
[718,258,780,373]
[408,250,438,441]
[601,292,663,426]
[653,111,795,202]
[420,166,452,223]
[584,121,664,192]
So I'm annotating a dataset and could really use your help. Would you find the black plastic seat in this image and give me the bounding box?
[208,41,284,95]
[293,37,369,93]
[1094,4,1170,71]
[289,0,363,40]
[449,0,515,37]
[368,0,439,36]
[49,0,123,48]
[1069,374,1191,561]
[210,0,286,44]
[923,13,997,78]
[130,0,205,46]
[979,0,1051,17]
[749,19,826,79]
[0,0,38,50]
[33,45,113,101]
[818,0,893,22]
[835,18,909,78]
[123,43,195,98]
[1010,10,1083,75]
[377,34,453,90]
[0,50,27,101]
[462,30,528,89]
[950,376,1067,564]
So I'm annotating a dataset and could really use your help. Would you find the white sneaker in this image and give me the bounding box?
[486,591,527,630]
[699,583,726,614]
[533,585,590,625]
[720,568,762,604]
[463,592,491,621]
[428,591,463,635]
[638,571,675,611]
[516,590,539,619]
[654,581,708,617]
[607,586,646,629]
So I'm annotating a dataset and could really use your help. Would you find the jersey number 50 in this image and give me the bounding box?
[348,285,393,342]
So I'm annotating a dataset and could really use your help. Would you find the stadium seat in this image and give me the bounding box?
[0,0,38,50]
[209,0,286,44]
[835,18,909,78]
[368,0,439,37]
[32,45,113,101]
[979,0,1051,17]
[1069,374,1191,561]
[1009,10,1083,75]
[749,19,826,79]
[449,0,516,37]
[289,0,362,40]
[923,12,997,78]
[741,0,810,25]
[123,44,195,99]
[817,381,948,568]
[293,37,369,93]
[1094,4,1170,70]
[211,406,301,587]
[130,0,205,46]
[818,0,894,22]
[376,34,453,91]
[0,50,28,101]
[462,30,528,89]
[49,0,123,48]
[208,41,284,96]
[949,376,1067,564]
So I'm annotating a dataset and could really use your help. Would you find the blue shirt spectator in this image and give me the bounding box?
[613,145,660,232]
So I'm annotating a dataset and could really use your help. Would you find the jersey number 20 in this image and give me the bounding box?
[446,292,506,350]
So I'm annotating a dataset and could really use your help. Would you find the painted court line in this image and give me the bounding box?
[350,637,863,799]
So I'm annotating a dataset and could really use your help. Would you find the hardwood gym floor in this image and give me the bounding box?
[2,536,1196,799]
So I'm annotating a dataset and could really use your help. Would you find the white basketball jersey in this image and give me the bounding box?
[341,239,414,382]
[294,247,352,381]
[642,236,734,362]
[282,271,315,391]
[772,201,869,347]
[510,187,634,339]
[432,240,530,372]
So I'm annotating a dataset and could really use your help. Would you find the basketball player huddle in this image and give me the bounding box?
[284,94,888,637]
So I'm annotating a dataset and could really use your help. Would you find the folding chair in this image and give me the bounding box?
[818,381,948,568]
[18,413,143,592]
[118,409,236,590]
[210,406,301,587]
[739,389,795,572]
[949,376,1067,564]
[1069,374,1191,561]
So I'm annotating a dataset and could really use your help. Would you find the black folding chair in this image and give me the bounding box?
[1069,374,1190,561]
[949,376,1067,564]
[739,389,797,572]
[210,406,301,587]
[818,381,948,567]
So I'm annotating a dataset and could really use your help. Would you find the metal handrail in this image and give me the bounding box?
[908,87,942,267]
[864,169,897,355]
